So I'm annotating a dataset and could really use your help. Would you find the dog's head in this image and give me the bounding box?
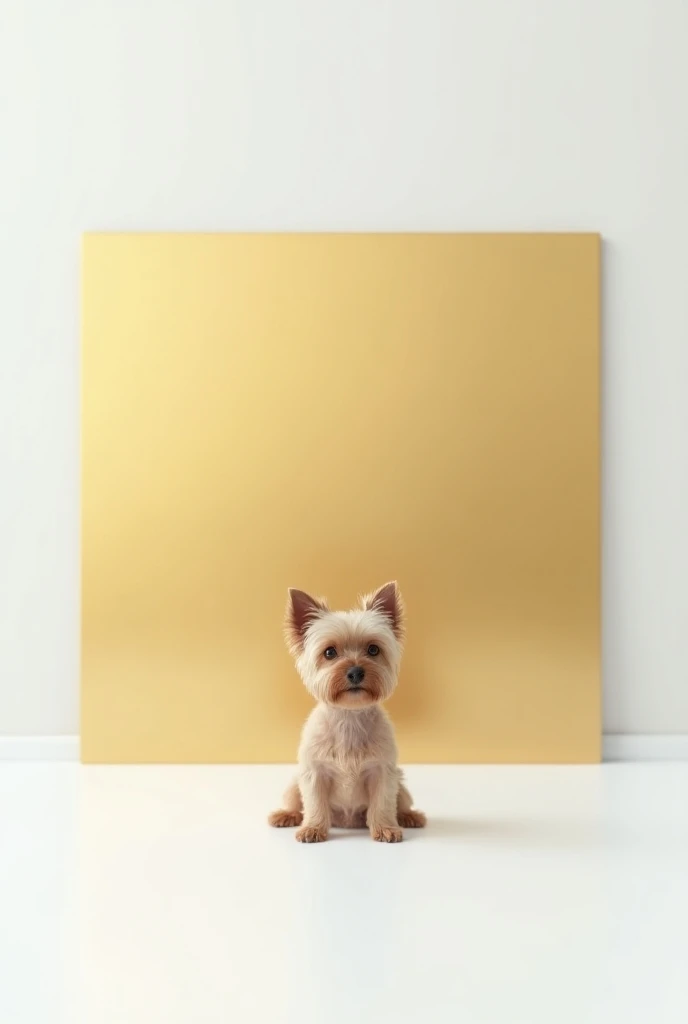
[284,582,405,709]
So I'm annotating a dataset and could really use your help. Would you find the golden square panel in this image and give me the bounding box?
[82,233,600,763]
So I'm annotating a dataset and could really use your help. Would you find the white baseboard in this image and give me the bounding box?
[0,736,80,761]
[0,734,686,763]
[602,734,688,762]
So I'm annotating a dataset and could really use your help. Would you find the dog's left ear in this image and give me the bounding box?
[363,581,405,640]
[284,588,329,654]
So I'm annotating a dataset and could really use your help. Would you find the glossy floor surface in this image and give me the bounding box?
[1,763,687,1023]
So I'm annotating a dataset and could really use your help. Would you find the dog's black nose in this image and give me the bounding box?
[346,666,365,686]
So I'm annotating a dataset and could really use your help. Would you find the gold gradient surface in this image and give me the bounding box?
[82,233,600,763]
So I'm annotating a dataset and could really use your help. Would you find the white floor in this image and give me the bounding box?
[1,764,687,1024]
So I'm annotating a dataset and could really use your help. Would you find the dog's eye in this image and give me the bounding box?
[367,644,380,657]
[324,647,338,660]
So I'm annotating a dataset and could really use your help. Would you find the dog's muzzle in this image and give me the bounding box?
[346,666,365,688]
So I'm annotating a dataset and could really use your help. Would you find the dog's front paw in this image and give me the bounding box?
[397,810,426,829]
[371,825,403,843]
[268,809,304,828]
[295,826,328,843]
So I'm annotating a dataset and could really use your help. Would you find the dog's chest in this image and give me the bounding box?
[314,718,377,795]
[327,715,375,760]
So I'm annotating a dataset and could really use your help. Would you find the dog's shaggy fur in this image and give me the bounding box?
[269,582,426,842]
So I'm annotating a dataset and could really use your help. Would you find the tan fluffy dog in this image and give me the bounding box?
[269,581,426,842]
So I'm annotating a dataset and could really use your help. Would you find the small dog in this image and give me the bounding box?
[269,581,426,842]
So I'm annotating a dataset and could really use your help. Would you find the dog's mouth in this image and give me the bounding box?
[330,670,381,705]
[337,684,376,704]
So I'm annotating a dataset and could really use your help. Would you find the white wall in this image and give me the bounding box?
[1,0,686,737]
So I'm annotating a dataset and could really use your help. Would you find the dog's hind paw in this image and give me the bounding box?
[397,810,426,828]
[268,809,303,828]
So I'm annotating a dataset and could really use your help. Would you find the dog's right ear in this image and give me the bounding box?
[284,588,328,654]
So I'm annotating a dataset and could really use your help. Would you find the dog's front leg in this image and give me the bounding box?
[366,765,403,843]
[295,765,331,843]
